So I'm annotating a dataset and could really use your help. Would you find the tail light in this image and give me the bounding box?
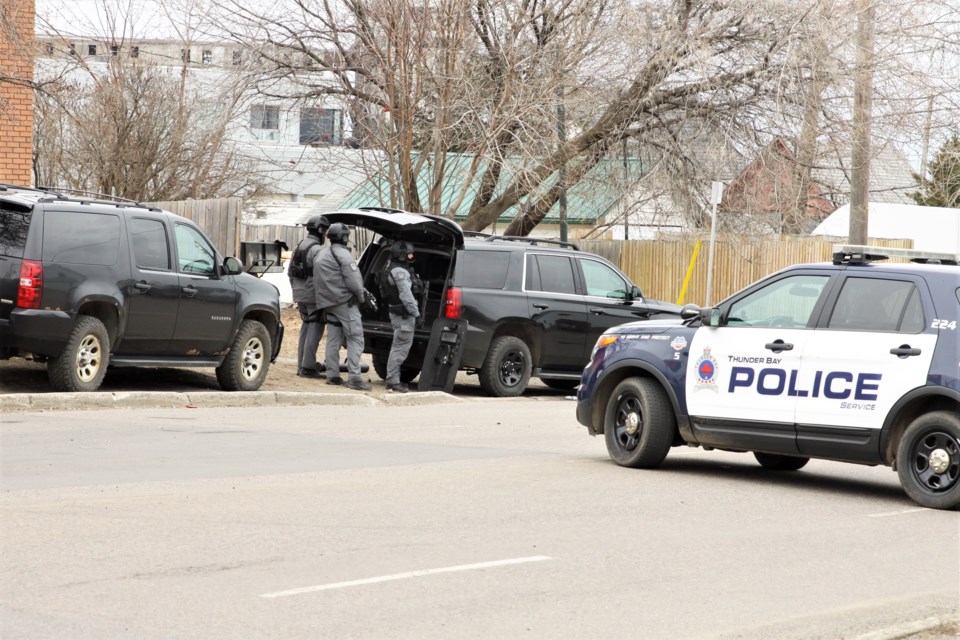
[444,286,462,319]
[17,260,43,309]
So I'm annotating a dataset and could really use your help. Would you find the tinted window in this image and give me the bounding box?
[828,277,921,332]
[727,275,828,328]
[0,205,32,257]
[580,258,629,298]
[43,210,120,266]
[528,254,576,295]
[458,250,510,289]
[175,224,216,276]
[129,218,170,270]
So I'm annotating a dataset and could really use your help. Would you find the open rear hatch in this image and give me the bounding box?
[321,208,464,249]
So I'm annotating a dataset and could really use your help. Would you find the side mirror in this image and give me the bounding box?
[629,285,642,301]
[223,256,244,276]
[702,307,721,327]
[680,304,701,320]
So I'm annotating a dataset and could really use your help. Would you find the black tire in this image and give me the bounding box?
[753,452,810,471]
[478,336,532,397]
[896,411,960,510]
[541,379,579,391]
[215,320,271,391]
[372,352,419,383]
[47,316,110,392]
[603,377,675,468]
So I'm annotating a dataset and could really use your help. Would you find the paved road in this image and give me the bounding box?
[1,399,958,639]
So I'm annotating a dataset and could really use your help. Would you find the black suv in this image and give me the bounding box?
[0,185,283,392]
[322,208,680,396]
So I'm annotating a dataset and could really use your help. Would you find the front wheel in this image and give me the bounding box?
[603,377,675,468]
[48,316,110,392]
[216,320,271,391]
[478,336,532,397]
[896,411,960,510]
[753,452,810,471]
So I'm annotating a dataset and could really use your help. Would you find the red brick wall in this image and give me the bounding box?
[0,0,35,186]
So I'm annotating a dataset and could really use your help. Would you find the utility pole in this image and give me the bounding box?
[557,86,568,242]
[623,137,629,240]
[849,0,875,245]
[920,95,935,179]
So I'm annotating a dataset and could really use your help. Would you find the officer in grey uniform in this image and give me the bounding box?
[288,215,329,378]
[313,223,371,392]
[380,241,422,393]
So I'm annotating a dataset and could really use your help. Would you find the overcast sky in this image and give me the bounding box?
[36,1,188,39]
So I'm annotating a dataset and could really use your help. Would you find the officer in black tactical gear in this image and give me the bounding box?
[313,222,371,391]
[379,241,422,393]
[288,215,329,378]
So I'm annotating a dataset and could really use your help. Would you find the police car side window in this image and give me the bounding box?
[726,275,828,328]
[828,277,921,332]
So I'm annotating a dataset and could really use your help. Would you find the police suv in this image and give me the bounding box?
[576,245,960,509]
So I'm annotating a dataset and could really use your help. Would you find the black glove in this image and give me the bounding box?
[360,289,379,314]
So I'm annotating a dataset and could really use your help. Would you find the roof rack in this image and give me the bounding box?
[832,244,959,266]
[483,235,581,250]
[358,206,407,214]
[36,186,144,206]
[462,231,493,238]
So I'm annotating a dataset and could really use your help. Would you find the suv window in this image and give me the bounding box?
[580,258,629,299]
[0,205,31,257]
[43,210,121,266]
[459,250,510,289]
[175,224,216,275]
[130,218,171,271]
[727,274,828,327]
[828,277,922,332]
[526,254,576,295]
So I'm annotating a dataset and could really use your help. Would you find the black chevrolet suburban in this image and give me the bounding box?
[323,208,680,396]
[0,185,283,392]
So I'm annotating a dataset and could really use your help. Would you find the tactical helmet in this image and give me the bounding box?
[305,215,330,237]
[390,241,415,263]
[326,222,351,245]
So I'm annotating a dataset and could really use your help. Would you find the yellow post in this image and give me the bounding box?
[677,239,701,305]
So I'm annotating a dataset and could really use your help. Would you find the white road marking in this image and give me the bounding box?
[260,555,553,599]
[867,507,930,518]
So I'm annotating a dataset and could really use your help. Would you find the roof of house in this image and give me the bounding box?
[338,153,646,225]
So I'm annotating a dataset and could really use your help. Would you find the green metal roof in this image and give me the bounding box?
[338,153,644,225]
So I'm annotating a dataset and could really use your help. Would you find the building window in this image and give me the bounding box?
[67,43,75,55]
[202,49,212,64]
[110,44,119,56]
[181,49,191,63]
[299,108,342,145]
[87,44,97,56]
[45,43,54,54]
[232,50,242,66]
[131,46,140,58]
[251,105,280,141]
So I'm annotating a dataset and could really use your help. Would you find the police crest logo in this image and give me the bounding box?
[670,335,687,351]
[694,347,719,392]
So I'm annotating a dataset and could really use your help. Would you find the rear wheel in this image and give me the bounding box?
[48,316,110,392]
[753,452,810,471]
[896,411,960,510]
[603,377,675,468]
[479,336,532,397]
[216,320,271,391]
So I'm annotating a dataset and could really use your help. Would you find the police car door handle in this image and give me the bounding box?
[764,340,793,352]
[890,345,921,357]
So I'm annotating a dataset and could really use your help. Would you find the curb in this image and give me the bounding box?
[0,390,467,413]
[850,615,960,640]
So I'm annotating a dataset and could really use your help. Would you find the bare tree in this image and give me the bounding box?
[33,0,270,201]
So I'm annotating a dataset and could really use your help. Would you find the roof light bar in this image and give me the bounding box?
[832,244,960,266]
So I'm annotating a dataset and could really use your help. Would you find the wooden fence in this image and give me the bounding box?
[580,235,914,306]
[146,197,914,306]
